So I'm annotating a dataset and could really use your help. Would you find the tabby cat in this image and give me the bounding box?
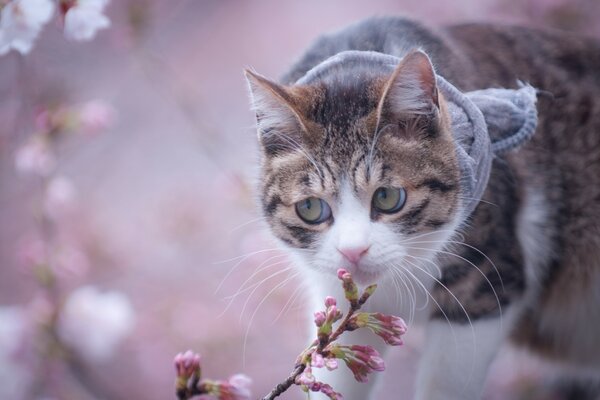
[245,17,600,400]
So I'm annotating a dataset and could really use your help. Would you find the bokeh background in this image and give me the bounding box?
[1,1,599,399]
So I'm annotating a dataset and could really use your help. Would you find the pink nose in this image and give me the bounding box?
[338,246,370,264]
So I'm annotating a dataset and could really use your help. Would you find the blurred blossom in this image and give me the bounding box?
[17,234,48,270]
[77,99,116,134]
[63,0,111,42]
[27,294,54,326]
[14,135,56,176]
[44,175,77,218]
[0,0,55,56]
[0,307,31,399]
[57,285,135,362]
[54,242,90,277]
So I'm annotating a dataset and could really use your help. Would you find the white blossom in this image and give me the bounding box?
[64,0,110,42]
[0,0,55,55]
[0,307,30,399]
[57,285,135,362]
[44,175,77,218]
[78,99,116,134]
[14,136,56,176]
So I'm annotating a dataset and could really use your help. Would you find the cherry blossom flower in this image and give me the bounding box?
[78,99,116,134]
[63,0,111,42]
[44,175,77,218]
[0,306,31,399]
[327,344,385,383]
[306,381,343,400]
[347,312,407,346]
[204,374,252,400]
[0,0,55,56]
[57,285,135,362]
[174,350,201,381]
[14,136,56,176]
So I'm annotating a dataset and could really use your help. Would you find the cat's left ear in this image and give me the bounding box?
[377,49,439,118]
[244,69,311,154]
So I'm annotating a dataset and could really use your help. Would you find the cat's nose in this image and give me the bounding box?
[337,246,370,264]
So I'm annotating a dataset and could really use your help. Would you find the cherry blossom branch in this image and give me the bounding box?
[174,268,407,400]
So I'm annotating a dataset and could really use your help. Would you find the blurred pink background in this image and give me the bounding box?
[1,1,599,399]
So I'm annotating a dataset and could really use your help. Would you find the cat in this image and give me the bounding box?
[244,16,600,400]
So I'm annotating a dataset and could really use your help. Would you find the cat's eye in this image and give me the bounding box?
[372,187,406,214]
[295,197,332,224]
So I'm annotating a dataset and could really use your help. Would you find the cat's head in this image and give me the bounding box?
[245,50,464,284]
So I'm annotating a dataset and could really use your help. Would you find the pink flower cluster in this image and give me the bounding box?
[174,269,407,400]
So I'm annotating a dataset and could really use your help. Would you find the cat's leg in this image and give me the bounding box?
[414,308,517,400]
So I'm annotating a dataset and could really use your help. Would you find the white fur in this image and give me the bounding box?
[415,308,517,400]
[516,186,553,295]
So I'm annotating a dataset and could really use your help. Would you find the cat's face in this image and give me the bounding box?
[247,51,463,284]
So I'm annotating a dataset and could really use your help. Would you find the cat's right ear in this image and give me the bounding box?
[244,69,309,154]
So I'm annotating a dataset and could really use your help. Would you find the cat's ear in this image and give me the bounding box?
[244,69,309,154]
[378,50,439,118]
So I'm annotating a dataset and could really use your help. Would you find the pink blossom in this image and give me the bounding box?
[208,374,252,400]
[324,357,338,371]
[314,311,326,327]
[78,100,115,134]
[324,296,336,308]
[14,136,56,176]
[16,235,47,270]
[44,175,77,218]
[63,0,111,42]
[295,367,315,386]
[348,312,407,346]
[327,344,385,383]
[0,0,55,55]
[336,268,358,303]
[336,268,349,280]
[174,350,201,379]
[311,353,325,368]
[306,381,343,400]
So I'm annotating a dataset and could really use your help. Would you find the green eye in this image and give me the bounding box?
[295,197,332,224]
[372,187,406,213]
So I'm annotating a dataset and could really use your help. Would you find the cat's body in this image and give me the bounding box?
[246,17,600,399]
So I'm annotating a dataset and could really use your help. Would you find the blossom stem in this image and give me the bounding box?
[260,363,306,400]
[261,295,363,399]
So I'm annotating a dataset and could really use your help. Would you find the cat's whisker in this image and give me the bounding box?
[398,229,459,244]
[390,264,417,325]
[396,261,461,356]
[271,279,306,325]
[212,247,282,266]
[242,270,299,368]
[456,195,499,208]
[403,239,504,293]
[388,263,406,311]
[227,216,268,234]
[404,246,504,327]
[239,264,294,324]
[271,134,324,178]
[220,255,289,302]
[402,256,476,353]
[217,259,291,319]
[387,264,409,320]
[405,260,477,365]
[213,247,286,295]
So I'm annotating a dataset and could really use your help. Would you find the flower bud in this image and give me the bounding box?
[324,296,337,308]
[314,311,326,327]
